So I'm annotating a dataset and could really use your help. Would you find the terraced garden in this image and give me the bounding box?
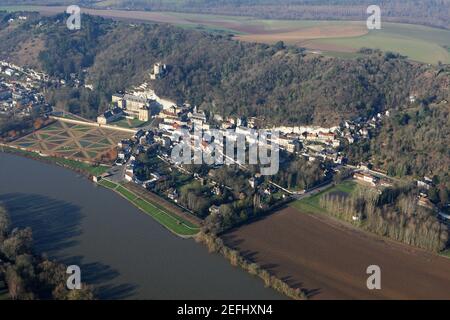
[10,120,131,163]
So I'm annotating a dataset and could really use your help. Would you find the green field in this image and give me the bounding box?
[161,14,450,64]
[3,6,449,64]
[98,179,199,236]
[116,185,138,202]
[310,23,450,64]
[291,180,357,215]
[50,157,110,175]
[441,249,450,259]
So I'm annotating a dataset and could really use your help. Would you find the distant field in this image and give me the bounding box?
[308,23,450,64]
[2,6,449,64]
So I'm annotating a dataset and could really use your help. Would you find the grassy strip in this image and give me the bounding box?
[98,179,118,189]
[291,180,357,214]
[116,185,138,202]
[133,198,198,236]
[130,189,199,229]
[51,157,109,176]
[0,146,109,176]
[440,249,450,259]
[98,179,199,236]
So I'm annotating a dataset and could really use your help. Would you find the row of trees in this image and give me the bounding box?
[319,186,449,252]
[0,206,94,300]
[196,231,307,300]
[48,0,450,30]
[271,157,329,191]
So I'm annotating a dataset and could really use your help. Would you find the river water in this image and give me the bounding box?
[0,152,283,299]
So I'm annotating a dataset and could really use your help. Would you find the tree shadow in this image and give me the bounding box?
[221,233,321,299]
[0,192,82,255]
[281,275,321,299]
[0,192,137,299]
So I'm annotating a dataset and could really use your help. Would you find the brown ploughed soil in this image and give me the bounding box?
[222,207,450,299]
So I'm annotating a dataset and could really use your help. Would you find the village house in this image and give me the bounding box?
[124,171,134,182]
[275,135,301,153]
[379,179,393,188]
[417,195,434,209]
[97,107,124,125]
[167,188,179,202]
[417,180,432,190]
[188,106,207,126]
[209,205,220,215]
[249,174,262,189]
[158,107,180,123]
[353,172,378,187]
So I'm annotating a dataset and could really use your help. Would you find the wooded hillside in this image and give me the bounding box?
[1,12,448,127]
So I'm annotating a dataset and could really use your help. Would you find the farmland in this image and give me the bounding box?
[222,206,450,299]
[2,6,450,64]
[307,22,450,64]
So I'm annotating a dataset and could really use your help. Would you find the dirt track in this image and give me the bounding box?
[222,207,450,299]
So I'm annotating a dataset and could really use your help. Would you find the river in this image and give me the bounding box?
[0,152,283,299]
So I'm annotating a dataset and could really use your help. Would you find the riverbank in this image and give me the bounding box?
[0,148,296,299]
[0,152,284,299]
[97,178,200,237]
[0,144,109,177]
[197,232,308,300]
[0,145,200,237]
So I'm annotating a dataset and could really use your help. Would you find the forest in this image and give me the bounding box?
[1,12,448,128]
[319,185,449,252]
[0,206,94,300]
[344,102,450,195]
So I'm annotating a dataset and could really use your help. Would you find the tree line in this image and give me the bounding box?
[319,185,449,252]
[17,0,447,30]
[0,206,94,300]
